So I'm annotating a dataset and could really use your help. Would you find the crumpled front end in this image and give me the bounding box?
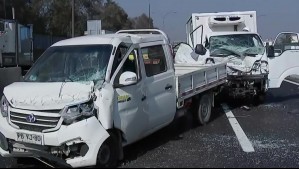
[226,55,269,77]
[0,107,109,168]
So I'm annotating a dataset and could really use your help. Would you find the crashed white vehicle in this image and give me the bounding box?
[184,11,269,101]
[0,29,227,168]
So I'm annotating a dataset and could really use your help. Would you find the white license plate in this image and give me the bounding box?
[17,133,43,145]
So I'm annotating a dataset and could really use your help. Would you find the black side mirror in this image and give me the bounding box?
[195,44,207,55]
[267,45,275,58]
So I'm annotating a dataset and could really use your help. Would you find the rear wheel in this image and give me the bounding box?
[96,132,119,168]
[194,93,212,125]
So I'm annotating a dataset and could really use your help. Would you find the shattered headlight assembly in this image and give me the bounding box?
[252,61,261,72]
[0,96,9,118]
[61,100,96,125]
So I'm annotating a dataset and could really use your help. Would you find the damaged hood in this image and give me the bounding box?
[226,55,263,73]
[3,82,95,110]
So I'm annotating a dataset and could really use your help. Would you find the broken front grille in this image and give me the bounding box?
[9,110,62,133]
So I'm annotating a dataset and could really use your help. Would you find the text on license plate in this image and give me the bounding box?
[17,133,43,145]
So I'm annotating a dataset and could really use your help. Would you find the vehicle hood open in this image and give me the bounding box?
[3,82,94,110]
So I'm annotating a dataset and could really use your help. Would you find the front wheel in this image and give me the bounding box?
[96,133,119,168]
[254,92,266,105]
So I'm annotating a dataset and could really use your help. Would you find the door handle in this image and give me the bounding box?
[165,85,173,91]
[141,95,147,101]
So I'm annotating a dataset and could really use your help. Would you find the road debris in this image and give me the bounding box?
[241,106,251,111]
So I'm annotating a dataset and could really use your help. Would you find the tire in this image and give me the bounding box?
[5,158,19,168]
[254,93,266,105]
[195,93,212,125]
[96,132,119,168]
[6,157,37,168]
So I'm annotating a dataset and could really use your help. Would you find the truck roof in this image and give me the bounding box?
[191,11,256,17]
[52,33,167,47]
[208,31,259,37]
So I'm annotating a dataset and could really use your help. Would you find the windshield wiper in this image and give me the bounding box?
[211,48,242,57]
[210,54,230,57]
[243,52,258,57]
[221,48,242,57]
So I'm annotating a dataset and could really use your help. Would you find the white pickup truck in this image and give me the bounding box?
[0,29,226,168]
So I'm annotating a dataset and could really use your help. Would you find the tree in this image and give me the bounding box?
[82,0,104,20]
[0,0,48,34]
[1,0,155,37]
[130,13,154,29]
[39,0,134,36]
[0,0,5,19]
[0,0,31,22]
[100,0,132,31]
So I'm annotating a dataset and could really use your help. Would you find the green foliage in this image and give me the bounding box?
[0,0,155,37]
[131,13,154,29]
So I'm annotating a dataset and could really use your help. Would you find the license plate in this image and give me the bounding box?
[17,133,43,145]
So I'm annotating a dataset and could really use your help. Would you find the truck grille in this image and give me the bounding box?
[9,110,61,132]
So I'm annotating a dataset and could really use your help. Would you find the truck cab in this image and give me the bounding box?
[185,11,269,100]
[267,32,299,88]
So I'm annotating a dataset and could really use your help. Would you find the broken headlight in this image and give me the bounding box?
[61,100,96,125]
[0,96,9,118]
[252,61,261,72]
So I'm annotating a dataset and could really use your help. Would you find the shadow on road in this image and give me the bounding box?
[121,104,225,167]
[264,93,299,104]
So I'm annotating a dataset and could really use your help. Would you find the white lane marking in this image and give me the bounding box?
[221,104,255,153]
[284,79,299,86]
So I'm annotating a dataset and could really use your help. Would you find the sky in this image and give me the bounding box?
[115,0,299,42]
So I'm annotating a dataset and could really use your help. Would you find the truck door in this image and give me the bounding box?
[140,43,176,131]
[191,18,204,48]
[268,32,299,88]
[112,46,149,143]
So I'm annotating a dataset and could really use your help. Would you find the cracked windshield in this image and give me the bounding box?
[209,34,265,57]
[25,45,113,84]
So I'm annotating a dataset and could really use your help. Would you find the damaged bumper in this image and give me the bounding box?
[0,115,109,168]
[228,74,268,81]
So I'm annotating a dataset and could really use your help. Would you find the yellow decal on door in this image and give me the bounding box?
[118,95,131,103]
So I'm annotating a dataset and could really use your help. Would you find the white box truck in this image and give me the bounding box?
[183,11,299,102]
[184,11,269,102]
[0,19,34,97]
[0,29,227,168]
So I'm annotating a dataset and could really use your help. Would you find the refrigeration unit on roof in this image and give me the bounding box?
[209,15,245,27]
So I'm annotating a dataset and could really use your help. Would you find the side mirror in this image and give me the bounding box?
[195,44,207,55]
[274,49,282,57]
[267,45,275,58]
[119,72,137,86]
